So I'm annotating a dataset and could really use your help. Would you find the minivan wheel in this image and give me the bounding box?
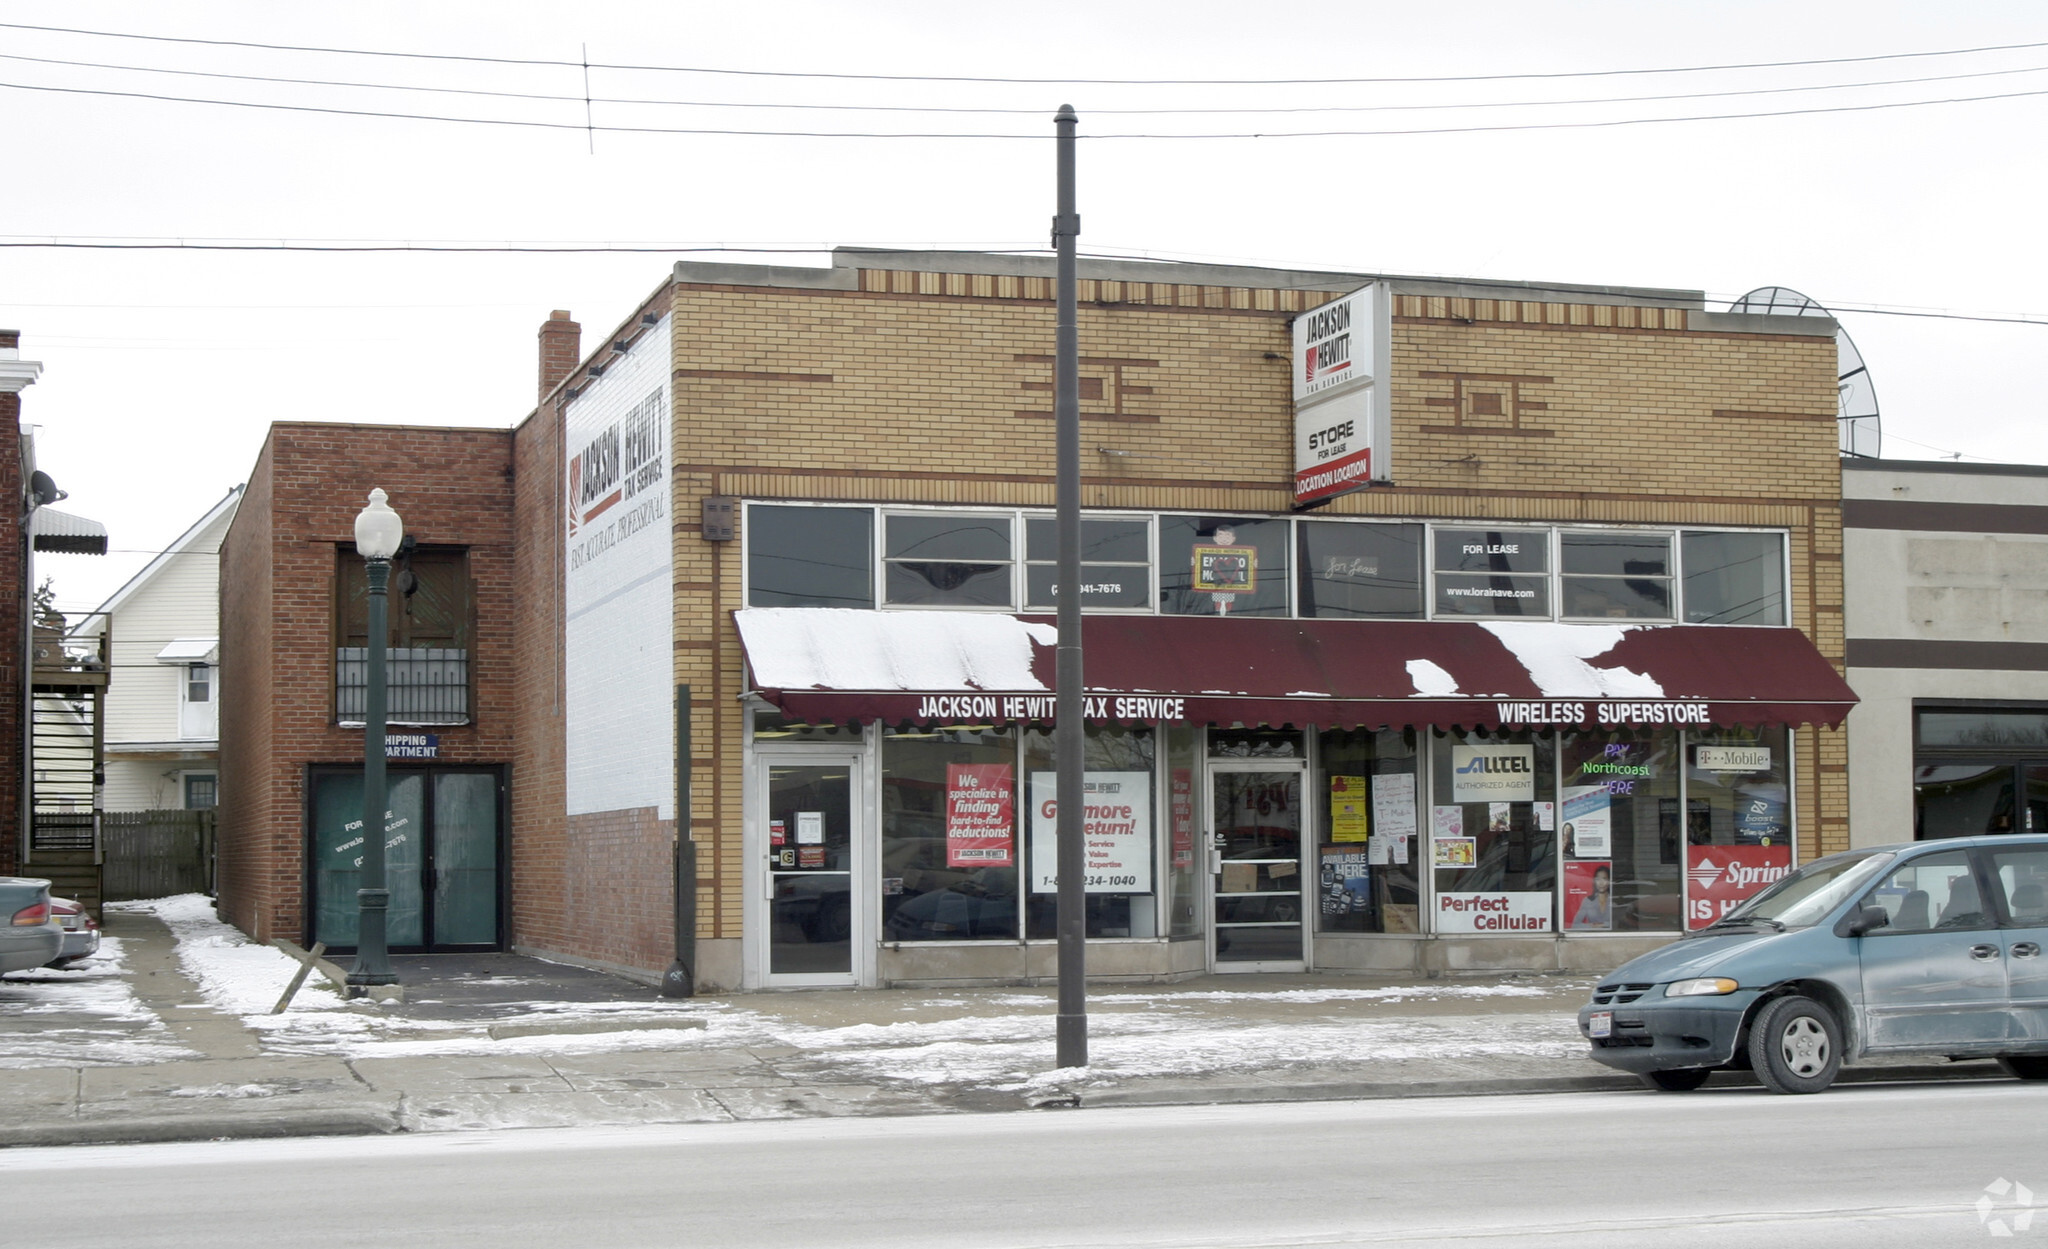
[1641,1068,1712,1092]
[1997,1056,2048,1081]
[1749,994,1841,1094]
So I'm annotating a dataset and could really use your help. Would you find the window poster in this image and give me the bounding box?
[1431,804,1463,840]
[1565,860,1613,930]
[796,811,824,845]
[945,762,1014,868]
[1372,773,1417,837]
[1331,776,1370,842]
[1170,767,1195,869]
[1561,786,1611,857]
[1434,836,1476,869]
[1487,802,1511,834]
[1534,801,1555,832]
[1320,846,1372,917]
[1029,771,1154,894]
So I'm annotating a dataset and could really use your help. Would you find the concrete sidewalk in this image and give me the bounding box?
[0,909,2010,1148]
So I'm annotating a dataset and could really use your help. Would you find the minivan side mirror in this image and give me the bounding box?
[1839,904,1891,938]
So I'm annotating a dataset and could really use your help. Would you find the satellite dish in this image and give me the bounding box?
[1727,286,1880,458]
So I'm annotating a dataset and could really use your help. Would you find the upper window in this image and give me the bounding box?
[1561,531,1673,620]
[1433,528,1549,617]
[885,513,1013,608]
[336,546,471,726]
[1298,521,1424,619]
[747,504,874,609]
[1682,531,1786,625]
[1158,516,1291,617]
[1024,516,1151,611]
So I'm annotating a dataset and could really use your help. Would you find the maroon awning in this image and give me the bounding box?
[735,608,1857,731]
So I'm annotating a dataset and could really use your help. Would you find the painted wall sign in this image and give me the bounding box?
[384,732,438,759]
[1450,744,1537,803]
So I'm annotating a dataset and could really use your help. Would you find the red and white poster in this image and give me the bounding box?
[1685,844,1793,929]
[1563,860,1613,930]
[946,763,1015,868]
[1170,767,1195,869]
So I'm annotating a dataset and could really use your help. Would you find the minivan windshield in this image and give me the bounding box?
[1707,850,1895,931]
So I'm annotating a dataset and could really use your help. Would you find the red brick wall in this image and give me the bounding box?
[508,388,568,956]
[217,423,515,943]
[0,335,24,876]
[565,807,673,970]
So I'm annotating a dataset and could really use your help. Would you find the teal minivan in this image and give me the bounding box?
[1578,834,2048,1094]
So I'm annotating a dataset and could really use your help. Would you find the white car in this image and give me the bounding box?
[46,896,99,967]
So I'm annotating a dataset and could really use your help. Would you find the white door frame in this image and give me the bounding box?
[746,745,873,989]
[1206,757,1311,973]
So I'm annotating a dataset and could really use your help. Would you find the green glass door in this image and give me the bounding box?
[309,766,503,952]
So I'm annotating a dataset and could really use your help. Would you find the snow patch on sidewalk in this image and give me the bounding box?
[0,936,200,1067]
[110,895,352,1019]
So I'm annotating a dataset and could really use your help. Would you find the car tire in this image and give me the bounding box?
[1997,1056,2048,1081]
[1748,994,1841,1094]
[1641,1068,1713,1092]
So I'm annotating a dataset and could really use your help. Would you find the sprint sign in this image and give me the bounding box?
[1685,844,1792,929]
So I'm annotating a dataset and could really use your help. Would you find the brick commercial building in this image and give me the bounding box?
[216,249,1859,990]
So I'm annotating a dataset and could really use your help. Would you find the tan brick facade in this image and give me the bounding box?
[564,257,1845,972]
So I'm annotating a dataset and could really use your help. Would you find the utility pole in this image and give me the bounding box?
[1052,104,1087,1069]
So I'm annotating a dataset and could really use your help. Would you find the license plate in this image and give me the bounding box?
[1588,1011,1612,1039]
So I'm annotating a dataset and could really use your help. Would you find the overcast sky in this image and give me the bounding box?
[5,1,2046,613]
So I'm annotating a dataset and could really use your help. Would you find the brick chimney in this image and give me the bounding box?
[538,311,580,402]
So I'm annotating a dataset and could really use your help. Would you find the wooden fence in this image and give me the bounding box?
[102,809,215,901]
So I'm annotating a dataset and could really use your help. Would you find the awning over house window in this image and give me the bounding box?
[29,507,108,555]
[155,637,220,664]
[735,608,1858,731]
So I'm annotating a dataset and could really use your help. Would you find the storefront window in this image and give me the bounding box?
[1297,522,1424,619]
[1432,528,1549,618]
[1024,516,1152,611]
[1429,729,1556,934]
[1682,727,1793,928]
[880,727,1020,942]
[1560,730,1681,932]
[1916,764,2020,838]
[1681,530,1785,625]
[1560,531,1672,620]
[747,504,875,609]
[1316,729,1420,934]
[1165,727,1202,938]
[1023,726,1158,938]
[884,513,1013,608]
[1158,516,1290,617]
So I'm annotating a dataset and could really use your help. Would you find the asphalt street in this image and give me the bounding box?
[7,1082,2041,1248]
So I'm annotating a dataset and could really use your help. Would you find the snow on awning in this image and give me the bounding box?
[736,609,1857,731]
[29,507,108,555]
[155,637,219,664]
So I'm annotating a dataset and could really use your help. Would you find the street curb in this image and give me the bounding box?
[0,1106,403,1149]
[1069,1060,2009,1109]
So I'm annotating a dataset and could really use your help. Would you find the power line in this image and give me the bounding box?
[8,46,2048,116]
[4,20,2045,85]
[7,76,2048,139]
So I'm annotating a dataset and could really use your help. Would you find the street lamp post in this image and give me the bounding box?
[347,488,403,992]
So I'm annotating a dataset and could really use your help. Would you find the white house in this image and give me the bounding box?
[75,486,242,812]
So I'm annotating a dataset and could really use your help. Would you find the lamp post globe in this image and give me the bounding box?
[346,488,403,991]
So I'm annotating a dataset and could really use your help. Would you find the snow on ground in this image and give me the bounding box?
[9,896,1592,1092]
[0,936,199,1067]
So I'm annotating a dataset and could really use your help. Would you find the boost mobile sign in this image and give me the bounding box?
[1292,281,1390,506]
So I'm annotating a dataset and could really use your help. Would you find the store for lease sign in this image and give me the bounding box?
[1292,282,1388,506]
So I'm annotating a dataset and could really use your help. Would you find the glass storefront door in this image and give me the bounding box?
[1209,761,1307,969]
[307,766,503,952]
[763,757,863,985]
